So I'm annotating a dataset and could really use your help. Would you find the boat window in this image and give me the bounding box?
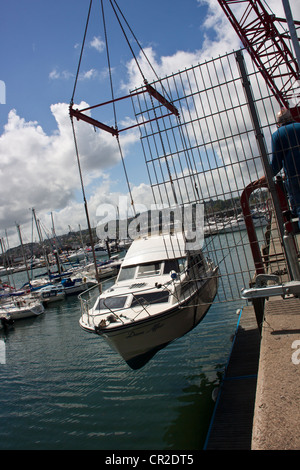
[163,257,186,274]
[136,262,162,278]
[178,257,187,272]
[163,259,179,273]
[131,291,169,307]
[95,296,127,311]
[117,266,137,282]
[188,253,206,274]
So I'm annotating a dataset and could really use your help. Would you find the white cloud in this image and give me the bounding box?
[49,68,74,80]
[0,102,140,244]
[120,3,242,92]
[79,68,98,80]
[4,0,299,246]
[49,69,60,80]
[90,36,105,53]
[49,67,103,82]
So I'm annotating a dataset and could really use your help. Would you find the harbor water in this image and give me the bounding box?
[0,233,251,450]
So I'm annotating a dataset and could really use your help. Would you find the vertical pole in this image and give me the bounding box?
[282,0,300,70]
[235,50,293,277]
[16,224,31,286]
[70,116,101,293]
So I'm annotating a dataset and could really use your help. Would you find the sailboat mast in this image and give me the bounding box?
[0,238,14,289]
[16,223,31,286]
[32,208,51,276]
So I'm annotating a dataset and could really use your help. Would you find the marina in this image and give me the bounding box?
[0,252,242,450]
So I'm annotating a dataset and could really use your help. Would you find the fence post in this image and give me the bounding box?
[235,49,295,279]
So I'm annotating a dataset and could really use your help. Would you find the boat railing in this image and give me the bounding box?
[78,277,117,321]
[78,266,218,327]
[79,283,161,326]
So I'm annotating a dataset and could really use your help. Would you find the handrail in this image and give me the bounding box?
[240,177,289,275]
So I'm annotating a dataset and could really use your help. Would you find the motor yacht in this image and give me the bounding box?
[79,231,218,369]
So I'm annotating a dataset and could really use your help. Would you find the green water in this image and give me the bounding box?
[0,235,250,450]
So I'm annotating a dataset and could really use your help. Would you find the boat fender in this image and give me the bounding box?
[1,316,14,328]
[95,319,107,333]
[212,387,219,402]
[107,314,117,323]
[170,271,177,280]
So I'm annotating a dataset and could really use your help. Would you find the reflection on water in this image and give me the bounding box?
[163,371,223,450]
[0,234,251,450]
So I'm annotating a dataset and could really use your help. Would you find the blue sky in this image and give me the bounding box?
[0,0,299,247]
[1,0,209,135]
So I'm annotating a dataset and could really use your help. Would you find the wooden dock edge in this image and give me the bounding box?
[204,305,260,450]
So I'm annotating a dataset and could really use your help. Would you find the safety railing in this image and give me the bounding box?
[240,176,289,276]
[78,259,217,328]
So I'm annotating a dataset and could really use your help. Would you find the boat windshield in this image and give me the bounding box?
[163,257,186,274]
[118,257,186,282]
[131,291,169,307]
[95,296,127,311]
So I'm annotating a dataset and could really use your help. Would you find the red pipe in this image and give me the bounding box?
[240,178,289,275]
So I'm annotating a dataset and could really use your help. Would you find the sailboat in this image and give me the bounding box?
[0,224,45,321]
[0,294,44,320]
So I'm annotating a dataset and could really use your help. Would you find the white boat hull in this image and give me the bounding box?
[39,287,66,304]
[80,271,218,369]
[63,282,90,295]
[0,299,44,320]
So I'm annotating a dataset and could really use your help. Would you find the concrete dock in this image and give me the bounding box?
[204,221,300,450]
[252,295,300,450]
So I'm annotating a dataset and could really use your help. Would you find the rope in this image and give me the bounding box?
[148,90,179,206]
[71,0,93,104]
[101,0,136,216]
[109,0,173,103]
[108,0,146,83]
[70,115,101,291]
[70,0,179,220]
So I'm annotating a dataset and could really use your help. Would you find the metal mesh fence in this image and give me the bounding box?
[129,48,294,304]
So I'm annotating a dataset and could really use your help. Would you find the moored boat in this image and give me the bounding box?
[61,276,96,296]
[0,295,44,320]
[79,231,218,369]
[38,285,66,305]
